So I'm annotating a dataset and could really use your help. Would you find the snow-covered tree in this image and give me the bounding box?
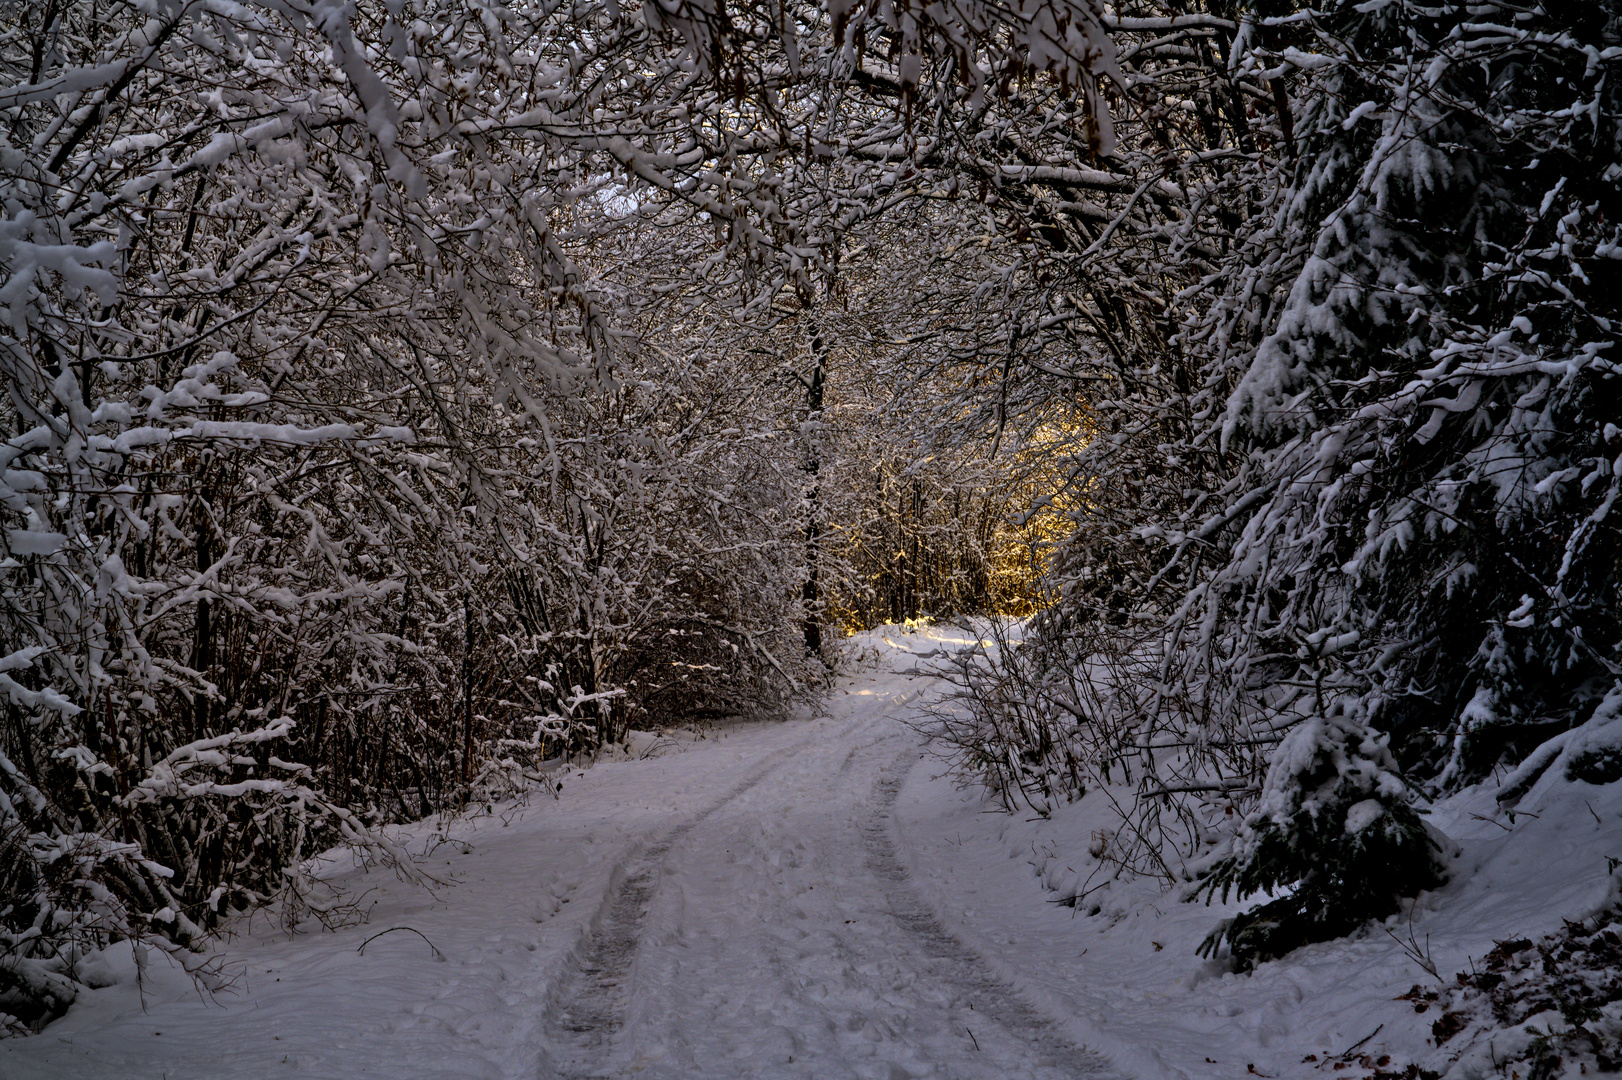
[0,0,835,1026]
[922,0,1618,962]
[1169,0,1620,957]
[3,0,1132,1024]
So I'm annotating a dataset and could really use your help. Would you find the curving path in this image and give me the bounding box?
[0,642,1125,1080]
[537,684,1118,1080]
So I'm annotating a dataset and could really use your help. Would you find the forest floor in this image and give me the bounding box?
[3,625,1619,1080]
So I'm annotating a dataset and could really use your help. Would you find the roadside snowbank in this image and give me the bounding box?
[884,622,1622,1080]
[0,718,809,1079]
[2,619,1615,1080]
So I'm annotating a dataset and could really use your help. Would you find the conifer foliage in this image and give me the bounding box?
[953,0,1621,963]
[1173,0,1622,956]
[1192,704,1444,968]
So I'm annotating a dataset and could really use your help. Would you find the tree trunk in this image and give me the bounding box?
[802,321,828,658]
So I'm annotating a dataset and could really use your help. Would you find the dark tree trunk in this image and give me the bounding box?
[802,322,827,658]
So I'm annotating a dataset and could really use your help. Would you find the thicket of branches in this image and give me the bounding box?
[0,0,1085,1029]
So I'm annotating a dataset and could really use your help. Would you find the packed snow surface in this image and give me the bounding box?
[4,621,1619,1079]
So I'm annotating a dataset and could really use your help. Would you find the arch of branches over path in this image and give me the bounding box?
[6,0,1613,1029]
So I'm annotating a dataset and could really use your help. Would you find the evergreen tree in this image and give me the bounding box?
[1176,0,1622,958]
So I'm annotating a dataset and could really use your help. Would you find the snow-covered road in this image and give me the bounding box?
[539,687,1114,1079]
[12,622,1620,1080]
[1,633,1123,1080]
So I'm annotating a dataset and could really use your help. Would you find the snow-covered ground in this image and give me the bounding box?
[3,623,1618,1079]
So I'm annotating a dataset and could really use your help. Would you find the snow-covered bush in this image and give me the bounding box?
[926,617,1090,814]
[0,0,454,1009]
[1192,703,1444,969]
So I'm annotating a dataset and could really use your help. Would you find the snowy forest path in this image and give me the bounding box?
[0,638,1124,1080]
[539,668,1120,1080]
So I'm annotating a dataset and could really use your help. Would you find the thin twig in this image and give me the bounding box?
[1338,1023,1383,1060]
[357,926,444,960]
[1383,901,1438,978]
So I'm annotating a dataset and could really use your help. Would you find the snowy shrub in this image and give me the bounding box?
[1192,702,1444,968]
[927,617,1088,815]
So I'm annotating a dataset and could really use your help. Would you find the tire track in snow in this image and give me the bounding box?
[538,726,826,1078]
[539,690,1118,1079]
[863,746,1118,1079]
